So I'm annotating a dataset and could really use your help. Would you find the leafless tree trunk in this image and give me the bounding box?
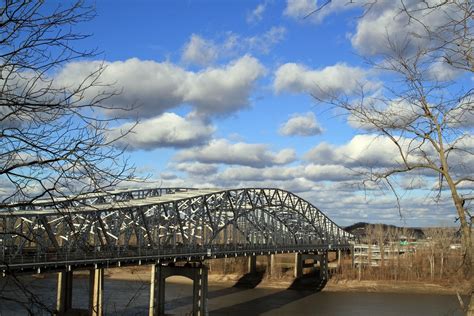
[0,1,136,312]
[0,1,136,206]
[312,0,473,313]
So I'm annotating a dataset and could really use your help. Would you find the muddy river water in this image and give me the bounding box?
[0,276,465,315]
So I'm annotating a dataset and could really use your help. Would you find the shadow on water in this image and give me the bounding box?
[158,271,264,311]
[288,270,327,291]
[121,273,262,314]
[211,270,326,316]
[161,286,248,311]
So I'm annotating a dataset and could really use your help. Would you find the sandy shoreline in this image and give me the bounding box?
[91,267,469,296]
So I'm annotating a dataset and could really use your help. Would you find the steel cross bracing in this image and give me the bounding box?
[0,188,354,274]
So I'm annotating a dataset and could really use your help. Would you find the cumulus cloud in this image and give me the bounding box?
[274,62,374,98]
[107,113,214,150]
[304,134,405,168]
[182,34,218,66]
[303,164,358,182]
[350,1,463,57]
[347,98,424,130]
[446,96,474,128]
[175,139,296,168]
[427,59,463,81]
[279,112,323,136]
[216,164,356,183]
[55,55,265,119]
[219,166,300,182]
[303,133,472,178]
[173,162,219,176]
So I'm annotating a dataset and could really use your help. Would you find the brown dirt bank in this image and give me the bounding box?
[101,266,469,295]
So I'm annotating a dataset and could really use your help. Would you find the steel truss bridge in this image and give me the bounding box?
[0,188,353,274]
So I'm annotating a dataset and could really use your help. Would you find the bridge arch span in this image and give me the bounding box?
[0,187,353,274]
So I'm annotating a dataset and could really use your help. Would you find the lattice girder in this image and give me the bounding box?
[0,188,353,271]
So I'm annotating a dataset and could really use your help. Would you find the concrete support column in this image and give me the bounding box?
[56,270,73,314]
[192,265,208,316]
[320,252,328,280]
[265,254,277,277]
[149,264,165,316]
[248,255,257,274]
[294,253,302,278]
[89,268,104,316]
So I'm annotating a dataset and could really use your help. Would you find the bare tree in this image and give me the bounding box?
[0,1,136,312]
[0,0,135,206]
[310,0,473,313]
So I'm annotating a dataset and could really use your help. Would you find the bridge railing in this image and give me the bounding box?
[1,242,353,271]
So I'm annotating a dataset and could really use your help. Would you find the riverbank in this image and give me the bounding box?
[99,266,469,296]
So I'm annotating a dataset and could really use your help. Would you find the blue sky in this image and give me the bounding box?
[49,0,472,227]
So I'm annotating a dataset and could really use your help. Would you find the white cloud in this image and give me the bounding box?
[283,0,316,20]
[173,162,219,176]
[55,56,265,119]
[247,2,267,24]
[347,98,424,130]
[175,139,296,168]
[446,96,474,128]
[184,55,266,117]
[274,62,373,98]
[427,59,463,81]
[217,164,358,183]
[245,26,287,54]
[350,1,463,57]
[304,134,405,168]
[283,0,353,24]
[304,164,358,181]
[107,113,214,150]
[182,27,287,62]
[181,34,218,66]
[279,112,323,136]
[303,133,471,178]
[219,166,300,182]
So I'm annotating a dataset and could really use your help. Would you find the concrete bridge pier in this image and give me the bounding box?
[149,263,208,316]
[56,267,104,316]
[294,253,303,278]
[89,268,104,316]
[319,251,328,280]
[294,252,329,279]
[266,254,276,276]
[56,270,73,314]
[247,255,257,274]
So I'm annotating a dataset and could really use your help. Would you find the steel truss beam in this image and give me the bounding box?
[0,188,354,273]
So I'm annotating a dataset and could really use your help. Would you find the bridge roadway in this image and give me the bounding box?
[0,187,354,315]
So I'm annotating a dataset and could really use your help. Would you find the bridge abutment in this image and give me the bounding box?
[149,263,208,316]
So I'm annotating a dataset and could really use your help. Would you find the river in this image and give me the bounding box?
[0,276,465,315]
